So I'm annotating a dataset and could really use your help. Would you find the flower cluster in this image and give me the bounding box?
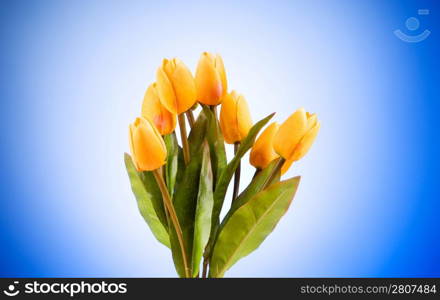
[126,52,320,278]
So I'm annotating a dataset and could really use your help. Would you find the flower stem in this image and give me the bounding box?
[186,110,195,128]
[152,169,190,278]
[178,114,190,165]
[158,167,170,220]
[262,157,285,190]
[232,142,241,202]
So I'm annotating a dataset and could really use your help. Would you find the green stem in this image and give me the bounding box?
[178,114,190,165]
[232,142,241,202]
[153,169,190,278]
[158,167,170,221]
[263,157,285,190]
[186,110,195,128]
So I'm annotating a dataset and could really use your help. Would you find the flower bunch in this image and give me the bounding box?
[125,52,320,278]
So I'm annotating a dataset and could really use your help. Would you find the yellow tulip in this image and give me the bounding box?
[129,117,167,171]
[195,52,227,105]
[219,91,252,144]
[274,108,320,171]
[156,58,197,114]
[250,122,280,169]
[141,83,177,135]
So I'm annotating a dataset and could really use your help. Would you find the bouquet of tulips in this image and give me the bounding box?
[125,52,320,278]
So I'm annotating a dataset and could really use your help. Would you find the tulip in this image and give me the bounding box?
[156,58,196,164]
[219,91,253,144]
[219,91,252,202]
[128,117,167,171]
[273,108,320,173]
[195,52,227,105]
[156,58,197,114]
[142,83,177,135]
[128,116,189,277]
[250,122,280,169]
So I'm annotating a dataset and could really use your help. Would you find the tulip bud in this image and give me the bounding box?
[250,122,280,169]
[274,108,320,169]
[141,83,177,135]
[219,91,253,144]
[129,117,167,171]
[195,52,227,105]
[156,58,197,114]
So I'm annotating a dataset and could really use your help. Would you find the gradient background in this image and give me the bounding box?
[1,0,439,277]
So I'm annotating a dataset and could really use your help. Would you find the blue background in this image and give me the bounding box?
[0,0,439,277]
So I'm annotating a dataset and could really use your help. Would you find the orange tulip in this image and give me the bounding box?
[141,83,176,135]
[250,122,280,169]
[273,108,320,174]
[129,117,167,171]
[219,91,252,144]
[156,58,197,114]
[195,52,227,105]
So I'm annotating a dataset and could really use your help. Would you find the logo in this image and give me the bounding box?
[394,9,430,43]
[1,281,128,297]
[3,281,19,297]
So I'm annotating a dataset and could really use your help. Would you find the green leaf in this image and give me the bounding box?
[169,141,205,277]
[126,154,168,232]
[202,105,227,184]
[163,133,179,198]
[205,113,275,256]
[223,158,282,229]
[191,143,214,277]
[140,171,168,230]
[188,107,226,184]
[209,176,300,278]
[124,153,170,248]
[174,147,185,192]
[188,110,208,157]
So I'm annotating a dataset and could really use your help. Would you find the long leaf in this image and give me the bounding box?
[191,143,214,277]
[126,153,168,231]
[169,141,205,277]
[222,159,282,230]
[124,153,170,248]
[140,171,168,230]
[209,176,300,278]
[205,113,275,256]
[202,105,227,184]
[188,110,208,157]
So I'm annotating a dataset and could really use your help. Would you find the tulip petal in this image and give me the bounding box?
[132,117,167,171]
[214,54,227,97]
[171,59,197,114]
[195,52,223,105]
[291,121,320,161]
[306,113,317,132]
[220,91,253,144]
[156,67,177,114]
[273,108,308,159]
[142,83,176,135]
[250,122,280,169]
[128,124,139,170]
[163,58,176,77]
[236,94,253,141]
[219,92,239,144]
